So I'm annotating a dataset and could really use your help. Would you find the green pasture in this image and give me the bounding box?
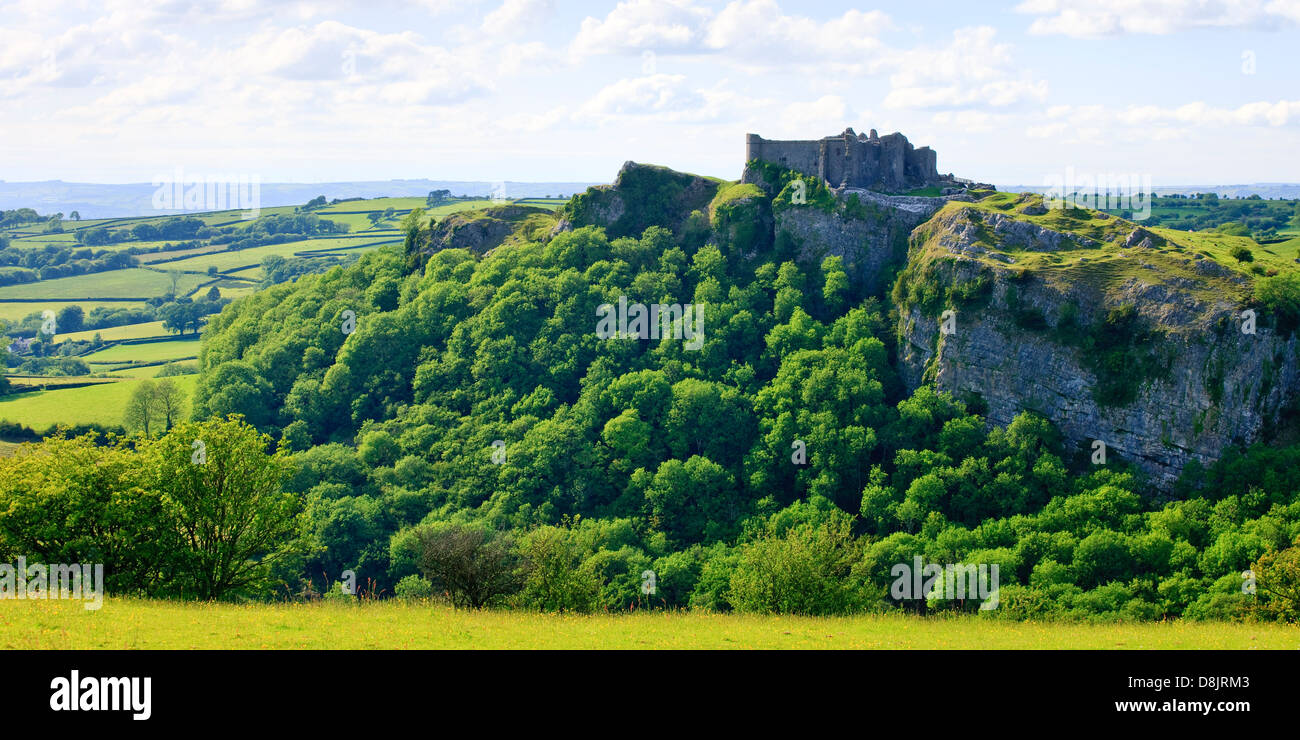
[0,374,197,432]
[82,338,201,364]
[0,269,206,300]
[2,598,1297,650]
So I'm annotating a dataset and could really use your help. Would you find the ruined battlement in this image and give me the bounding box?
[746,128,940,192]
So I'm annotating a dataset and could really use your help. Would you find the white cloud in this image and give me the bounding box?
[776,95,854,135]
[482,0,555,36]
[573,73,712,123]
[931,110,1004,133]
[570,0,891,73]
[1016,0,1300,37]
[1118,99,1300,126]
[569,0,710,57]
[883,27,1048,109]
[704,0,891,67]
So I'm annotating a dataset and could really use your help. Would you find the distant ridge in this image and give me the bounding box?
[0,179,601,219]
[999,183,1300,199]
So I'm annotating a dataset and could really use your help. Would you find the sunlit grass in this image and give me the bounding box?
[2,598,1296,650]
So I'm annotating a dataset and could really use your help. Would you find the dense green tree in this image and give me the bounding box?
[143,416,308,599]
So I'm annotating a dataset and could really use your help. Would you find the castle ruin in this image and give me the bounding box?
[746,128,940,192]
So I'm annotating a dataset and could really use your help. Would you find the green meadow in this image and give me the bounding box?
[2,598,1296,649]
[81,338,201,364]
[0,300,147,324]
[55,319,175,344]
[0,268,207,300]
[0,374,196,431]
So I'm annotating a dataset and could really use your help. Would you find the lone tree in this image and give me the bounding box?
[124,379,160,437]
[144,416,306,600]
[153,378,185,431]
[124,378,189,435]
[417,524,521,608]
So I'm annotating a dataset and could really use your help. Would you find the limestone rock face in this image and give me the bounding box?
[422,204,550,257]
[564,161,721,240]
[767,185,970,294]
[897,206,1300,489]
[773,193,934,295]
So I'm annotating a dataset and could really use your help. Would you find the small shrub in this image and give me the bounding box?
[728,512,865,615]
[394,574,434,601]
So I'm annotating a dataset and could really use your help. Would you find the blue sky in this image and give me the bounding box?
[1,0,1297,185]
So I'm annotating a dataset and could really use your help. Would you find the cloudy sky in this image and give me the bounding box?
[1,0,1298,186]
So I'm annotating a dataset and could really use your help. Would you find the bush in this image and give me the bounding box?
[1255,271,1300,334]
[1250,537,1300,621]
[728,510,864,615]
[394,574,434,601]
[416,524,521,609]
[323,581,356,603]
[1230,245,1254,262]
[516,525,602,612]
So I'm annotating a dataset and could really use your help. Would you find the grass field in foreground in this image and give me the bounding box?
[2,598,1297,649]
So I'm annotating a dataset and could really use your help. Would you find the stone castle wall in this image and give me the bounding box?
[746,128,940,192]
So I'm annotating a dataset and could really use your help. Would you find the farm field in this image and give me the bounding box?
[137,244,229,263]
[311,211,401,231]
[2,598,1296,649]
[105,361,194,378]
[4,376,116,392]
[315,198,506,217]
[0,268,206,300]
[2,232,79,247]
[54,319,176,343]
[0,374,197,431]
[0,300,146,323]
[210,283,256,299]
[82,338,201,364]
[158,235,396,272]
[513,197,570,211]
[316,196,427,212]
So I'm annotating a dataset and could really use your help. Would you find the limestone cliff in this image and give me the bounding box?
[527,160,1300,489]
[894,194,1300,488]
[742,160,964,294]
[422,204,552,257]
[562,161,722,240]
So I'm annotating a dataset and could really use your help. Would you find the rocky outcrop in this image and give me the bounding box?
[421,204,550,257]
[773,194,935,295]
[769,183,968,294]
[709,184,773,257]
[896,205,1300,488]
[563,161,721,240]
